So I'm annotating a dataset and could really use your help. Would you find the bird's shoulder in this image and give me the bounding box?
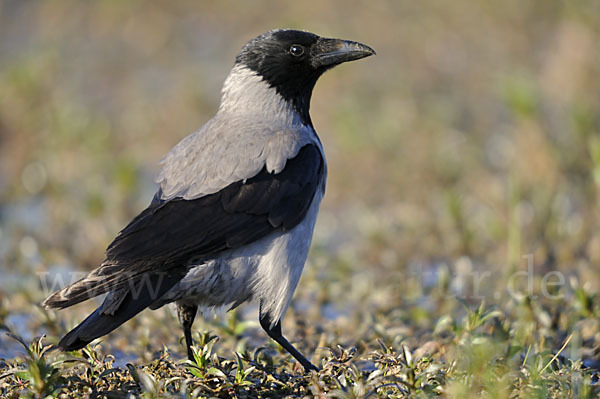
[156,116,321,201]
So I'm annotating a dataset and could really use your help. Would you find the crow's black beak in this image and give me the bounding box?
[312,38,376,68]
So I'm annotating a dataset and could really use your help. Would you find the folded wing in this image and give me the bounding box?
[42,144,324,310]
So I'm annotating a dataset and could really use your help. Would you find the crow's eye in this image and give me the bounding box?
[289,44,305,57]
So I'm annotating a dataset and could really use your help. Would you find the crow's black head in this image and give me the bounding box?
[236,29,375,123]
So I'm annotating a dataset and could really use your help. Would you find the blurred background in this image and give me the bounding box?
[1,0,599,361]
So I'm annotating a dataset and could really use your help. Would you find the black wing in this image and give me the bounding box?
[42,144,324,310]
[107,143,323,263]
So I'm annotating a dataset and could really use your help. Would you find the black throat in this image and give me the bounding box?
[274,77,318,128]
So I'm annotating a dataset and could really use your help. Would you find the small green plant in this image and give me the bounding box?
[185,331,219,376]
[371,341,445,396]
[233,352,255,387]
[434,300,504,340]
[1,334,65,398]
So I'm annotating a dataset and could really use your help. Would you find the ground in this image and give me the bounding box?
[1,1,600,397]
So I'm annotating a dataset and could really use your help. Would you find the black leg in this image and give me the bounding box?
[177,303,198,362]
[259,312,318,373]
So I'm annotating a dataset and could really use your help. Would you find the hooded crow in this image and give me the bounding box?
[42,29,374,372]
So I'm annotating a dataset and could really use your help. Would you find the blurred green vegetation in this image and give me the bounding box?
[1,0,600,397]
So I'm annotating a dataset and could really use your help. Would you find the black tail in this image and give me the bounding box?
[58,273,182,351]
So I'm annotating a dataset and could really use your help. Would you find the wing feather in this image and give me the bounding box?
[42,144,324,310]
